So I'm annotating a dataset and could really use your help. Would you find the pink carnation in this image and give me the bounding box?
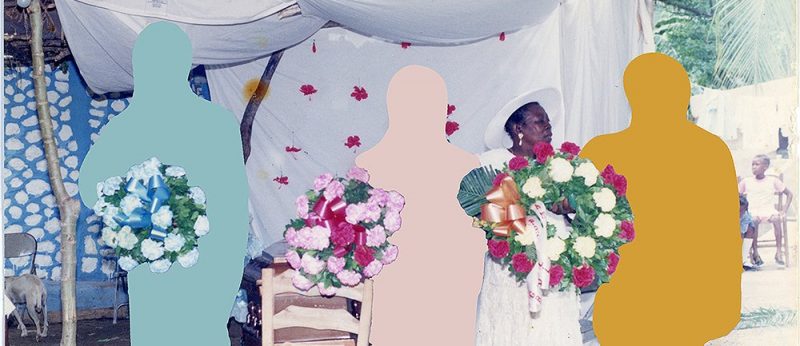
[508,156,529,171]
[619,220,635,242]
[511,253,534,273]
[300,253,325,275]
[363,260,383,278]
[327,256,346,274]
[317,284,337,296]
[363,202,382,223]
[296,226,330,250]
[313,173,334,191]
[336,270,362,286]
[368,189,390,206]
[387,191,405,212]
[492,173,509,187]
[323,180,345,201]
[355,246,374,267]
[345,203,367,224]
[549,264,565,287]
[347,167,370,183]
[380,245,399,265]
[285,227,299,247]
[295,195,309,218]
[607,252,620,275]
[366,226,387,247]
[285,250,301,269]
[383,212,402,233]
[292,272,315,291]
[559,142,581,158]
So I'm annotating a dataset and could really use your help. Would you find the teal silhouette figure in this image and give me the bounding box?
[78,22,249,345]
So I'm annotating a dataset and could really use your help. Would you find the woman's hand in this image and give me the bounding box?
[549,198,575,215]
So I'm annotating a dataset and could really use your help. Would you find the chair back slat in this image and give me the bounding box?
[273,270,364,301]
[273,306,360,334]
[4,233,37,257]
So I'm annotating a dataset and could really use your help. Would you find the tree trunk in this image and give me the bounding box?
[28,1,81,345]
[240,50,284,163]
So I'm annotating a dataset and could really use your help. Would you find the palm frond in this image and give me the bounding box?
[712,0,796,88]
[457,166,500,217]
[736,308,797,329]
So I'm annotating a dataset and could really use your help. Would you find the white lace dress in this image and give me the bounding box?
[474,149,582,346]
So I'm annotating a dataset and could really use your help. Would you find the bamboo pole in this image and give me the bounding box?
[29,1,81,344]
[240,50,284,163]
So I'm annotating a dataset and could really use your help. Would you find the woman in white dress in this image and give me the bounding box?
[475,89,582,346]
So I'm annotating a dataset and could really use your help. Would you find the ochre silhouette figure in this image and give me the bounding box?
[582,53,741,345]
[357,65,485,345]
[78,22,249,345]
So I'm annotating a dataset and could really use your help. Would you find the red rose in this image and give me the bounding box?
[619,220,635,242]
[559,142,581,158]
[487,239,510,259]
[572,264,596,288]
[445,121,460,136]
[607,252,620,275]
[508,156,529,171]
[511,253,534,273]
[492,173,509,187]
[331,222,355,247]
[549,264,565,287]
[533,142,554,164]
[354,245,374,267]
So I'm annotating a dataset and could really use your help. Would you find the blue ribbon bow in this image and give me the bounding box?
[113,175,172,241]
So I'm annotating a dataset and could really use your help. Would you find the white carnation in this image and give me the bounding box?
[177,248,200,268]
[194,215,210,236]
[573,236,597,258]
[101,228,118,247]
[545,237,566,261]
[515,227,536,246]
[120,195,143,216]
[165,166,186,177]
[164,233,186,252]
[126,164,148,182]
[118,256,139,271]
[149,259,172,273]
[140,239,165,261]
[549,158,574,183]
[593,188,617,212]
[593,213,616,238]
[521,177,546,199]
[151,206,173,230]
[102,206,120,228]
[93,200,109,217]
[141,157,163,178]
[188,187,206,205]
[574,162,599,186]
[117,226,139,250]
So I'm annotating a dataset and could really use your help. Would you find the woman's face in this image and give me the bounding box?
[515,104,552,146]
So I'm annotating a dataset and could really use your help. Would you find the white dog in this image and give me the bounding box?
[5,274,48,340]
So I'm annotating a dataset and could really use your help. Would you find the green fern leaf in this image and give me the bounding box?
[458,166,500,217]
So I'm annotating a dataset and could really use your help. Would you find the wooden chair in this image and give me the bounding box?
[259,267,373,346]
[739,174,793,267]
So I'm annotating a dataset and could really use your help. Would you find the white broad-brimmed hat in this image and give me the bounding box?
[484,88,563,149]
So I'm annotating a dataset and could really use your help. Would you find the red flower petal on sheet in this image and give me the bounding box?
[401,42,411,49]
[445,121,460,136]
[499,32,506,41]
[300,84,317,96]
[345,135,362,149]
[273,176,289,185]
[350,86,369,101]
[285,146,302,153]
[447,104,456,116]
[312,40,317,53]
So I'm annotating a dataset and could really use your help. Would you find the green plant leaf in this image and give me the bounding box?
[457,166,500,217]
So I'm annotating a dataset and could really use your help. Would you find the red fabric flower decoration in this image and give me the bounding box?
[533,142,555,164]
[572,264,596,288]
[607,252,620,275]
[285,146,302,153]
[273,176,289,185]
[487,239,510,259]
[511,253,534,273]
[601,165,627,196]
[400,42,411,49]
[345,135,361,149]
[549,264,565,287]
[354,245,374,267]
[447,104,456,116]
[300,84,317,97]
[508,156,529,171]
[492,173,509,187]
[499,32,506,41]
[331,222,356,248]
[559,142,581,158]
[445,121,460,136]
[351,86,368,101]
[619,220,635,242]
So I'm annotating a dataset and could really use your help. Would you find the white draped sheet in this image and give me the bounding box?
[56,0,651,247]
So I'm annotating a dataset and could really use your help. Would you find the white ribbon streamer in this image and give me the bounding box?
[526,201,552,315]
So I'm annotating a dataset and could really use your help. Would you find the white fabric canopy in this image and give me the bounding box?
[57,0,652,247]
[73,0,294,24]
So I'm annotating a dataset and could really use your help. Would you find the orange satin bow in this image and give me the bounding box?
[481,175,527,237]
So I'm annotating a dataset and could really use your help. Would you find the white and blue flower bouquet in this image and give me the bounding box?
[93,157,209,273]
